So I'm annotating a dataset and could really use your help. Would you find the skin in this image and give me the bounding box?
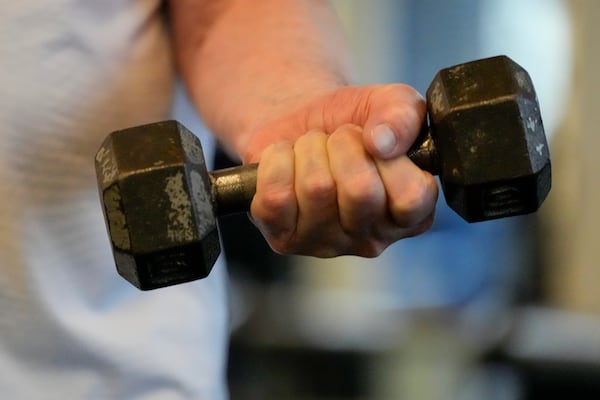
[168,0,438,257]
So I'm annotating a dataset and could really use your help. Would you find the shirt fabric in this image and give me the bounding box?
[0,1,228,398]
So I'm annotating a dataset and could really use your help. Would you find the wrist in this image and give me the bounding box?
[236,83,347,162]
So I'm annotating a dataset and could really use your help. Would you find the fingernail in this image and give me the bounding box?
[371,124,397,156]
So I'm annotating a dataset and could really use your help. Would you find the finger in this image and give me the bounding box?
[293,130,340,240]
[375,156,438,229]
[327,124,387,237]
[362,84,427,159]
[250,142,298,249]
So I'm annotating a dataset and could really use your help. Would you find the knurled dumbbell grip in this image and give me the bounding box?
[210,163,259,216]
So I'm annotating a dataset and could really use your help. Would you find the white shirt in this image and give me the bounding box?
[0,1,228,398]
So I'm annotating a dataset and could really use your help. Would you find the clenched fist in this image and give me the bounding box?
[246,84,438,257]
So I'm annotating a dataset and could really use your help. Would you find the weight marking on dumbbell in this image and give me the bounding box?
[483,185,526,219]
[145,250,192,285]
[95,146,118,186]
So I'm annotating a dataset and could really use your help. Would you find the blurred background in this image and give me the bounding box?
[218,1,600,399]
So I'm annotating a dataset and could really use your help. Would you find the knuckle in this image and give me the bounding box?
[329,123,362,143]
[393,105,425,146]
[338,122,363,133]
[383,84,425,107]
[260,186,295,213]
[302,173,336,202]
[252,188,296,233]
[375,85,426,145]
[254,216,298,255]
[402,104,424,129]
[389,178,433,227]
[342,170,383,208]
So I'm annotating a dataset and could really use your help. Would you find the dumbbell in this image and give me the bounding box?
[95,55,551,290]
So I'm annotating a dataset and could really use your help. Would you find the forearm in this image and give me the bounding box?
[168,0,353,158]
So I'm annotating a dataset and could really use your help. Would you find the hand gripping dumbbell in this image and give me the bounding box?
[95,55,551,290]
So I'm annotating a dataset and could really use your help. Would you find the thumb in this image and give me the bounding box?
[361,84,427,160]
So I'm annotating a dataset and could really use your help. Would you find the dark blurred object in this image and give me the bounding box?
[229,342,370,400]
[484,306,600,400]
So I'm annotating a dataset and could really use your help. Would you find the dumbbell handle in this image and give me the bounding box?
[406,128,441,176]
[209,164,259,215]
[209,130,440,216]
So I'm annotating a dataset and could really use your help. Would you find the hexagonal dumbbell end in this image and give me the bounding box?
[95,121,257,290]
[423,55,551,222]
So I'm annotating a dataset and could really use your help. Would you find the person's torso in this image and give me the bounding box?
[0,2,227,398]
